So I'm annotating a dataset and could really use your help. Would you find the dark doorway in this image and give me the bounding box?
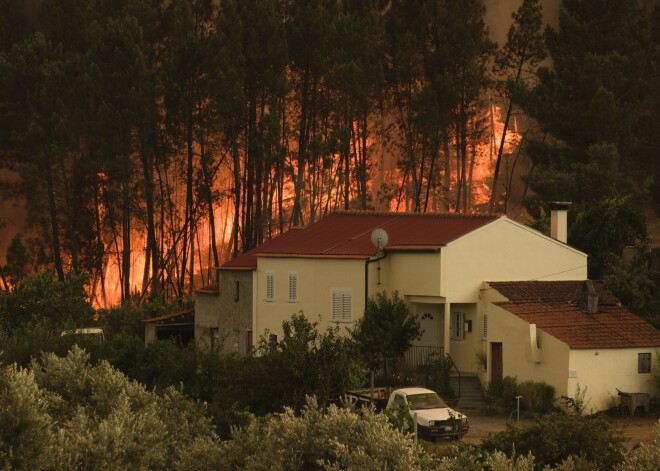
[491,342,503,381]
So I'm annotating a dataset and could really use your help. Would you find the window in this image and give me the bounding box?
[288,272,298,303]
[639,353,651,373]
[331,289,352,323]
[482,313,488,340]
[234,281,240,302]
[266,271,274,301]
[392,394,405,407]
[450,312,464,340]
[269,333,278,346]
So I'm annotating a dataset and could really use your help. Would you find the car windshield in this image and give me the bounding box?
[406,393,447,410]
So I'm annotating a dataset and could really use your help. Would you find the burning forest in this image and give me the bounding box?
[0,0,658,307]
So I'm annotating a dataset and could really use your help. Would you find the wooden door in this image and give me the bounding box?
[491,342,503,381]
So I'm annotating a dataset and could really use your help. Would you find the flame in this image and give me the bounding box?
[91,104,521,308]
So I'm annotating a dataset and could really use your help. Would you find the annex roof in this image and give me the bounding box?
[489,281,660,349]
[141,309,194,325]
[222,211,499,269]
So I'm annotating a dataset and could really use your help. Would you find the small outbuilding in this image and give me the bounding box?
[483,280,660,412]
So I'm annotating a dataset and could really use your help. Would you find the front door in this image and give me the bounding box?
[491,342,503,381]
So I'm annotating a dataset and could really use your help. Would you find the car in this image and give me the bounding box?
[387,387,468,440]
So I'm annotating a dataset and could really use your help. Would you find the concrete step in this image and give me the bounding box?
[449,375,487,409]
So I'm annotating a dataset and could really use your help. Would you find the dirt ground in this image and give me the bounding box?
[443,410,659,451]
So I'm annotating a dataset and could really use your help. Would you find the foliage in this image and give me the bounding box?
[0,346,220,470]
[518,381,555,414]
[604,246,660,327]
[480,407,625,471]
[0,271,95,331]
[246,313,365,414]
[615,421,660,471]
[421,354,456,400]
[352,291,422,377]
[483,376,519,413]
[383,402,415,435]
[217,396,437,471]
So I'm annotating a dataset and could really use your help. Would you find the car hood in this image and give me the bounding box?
[411,407,466,426]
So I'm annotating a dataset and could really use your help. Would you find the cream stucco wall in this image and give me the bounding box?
[568,348,659,412]
[256,257,367,339]
[380,251,441,296]
[442,218,587,302]
[485,302,571,398]
[448,303,482,373]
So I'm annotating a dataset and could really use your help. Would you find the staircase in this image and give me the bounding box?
[450,375,486,410]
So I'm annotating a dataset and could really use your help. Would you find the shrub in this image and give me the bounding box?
[421,354,455,399]
[480,409,625,470]
[0,346,221,470]
[219,396,437,471]
[518,381,556,414]
[483,376,519,412]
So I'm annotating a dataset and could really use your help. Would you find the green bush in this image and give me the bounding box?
[480,409,625,470]
[0,346,220,470]
[421,354,455,399]
[483,376,519,412]
[518,381,556,414]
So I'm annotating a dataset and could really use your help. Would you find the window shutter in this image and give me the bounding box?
[332,292,342,322]
[332,289,352,323]
[266,272,274,301]
[341,292,351,322]
[482,313,488,340]
[288,272,297,302]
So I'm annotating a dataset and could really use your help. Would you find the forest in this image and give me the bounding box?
[0,0,659,309]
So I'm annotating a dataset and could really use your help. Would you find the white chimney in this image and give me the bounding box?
[550,201,571,243]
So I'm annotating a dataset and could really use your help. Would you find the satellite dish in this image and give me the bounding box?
[371,228,389,250]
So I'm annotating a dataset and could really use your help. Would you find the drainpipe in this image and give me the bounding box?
[365,250,387,311]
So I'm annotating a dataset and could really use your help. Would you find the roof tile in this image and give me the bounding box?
[223,211,498,269]
[490,281,660,349]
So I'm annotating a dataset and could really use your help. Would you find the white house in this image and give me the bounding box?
[193,207,660,410]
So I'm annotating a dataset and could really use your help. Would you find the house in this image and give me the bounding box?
[142,310,194,344]
[194,206,660,410]
[482,280,660,412]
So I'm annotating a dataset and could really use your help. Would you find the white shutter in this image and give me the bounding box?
[450,312,464,340]
[288,272,297,302]
[482,313,488,340]
[266,271,274,301]
[331,289,352,323]
[341,292,351,322]
[332,292,343,322]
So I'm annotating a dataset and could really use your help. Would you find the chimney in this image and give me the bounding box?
[578,280,599,314]
[550,201,571,243]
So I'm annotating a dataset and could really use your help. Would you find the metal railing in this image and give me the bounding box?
[446,353,460,397]
[402,345,444,368]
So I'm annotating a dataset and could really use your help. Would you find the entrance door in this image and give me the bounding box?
[491,342,503,381]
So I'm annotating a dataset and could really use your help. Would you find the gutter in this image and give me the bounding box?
[365,250,387,311]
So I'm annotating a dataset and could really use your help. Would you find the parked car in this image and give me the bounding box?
[387,387,468,440]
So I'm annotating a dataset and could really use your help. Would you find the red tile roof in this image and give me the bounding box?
[489,281,660,349]
[223,211,499,269]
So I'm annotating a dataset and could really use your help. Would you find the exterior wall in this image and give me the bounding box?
[380,251,441,297]
[484,302,571,399]
[194,270,253,354]
[568,348,659,412]
[442,218,587,302]
[256,257,366,339]
[448,303,481,373]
